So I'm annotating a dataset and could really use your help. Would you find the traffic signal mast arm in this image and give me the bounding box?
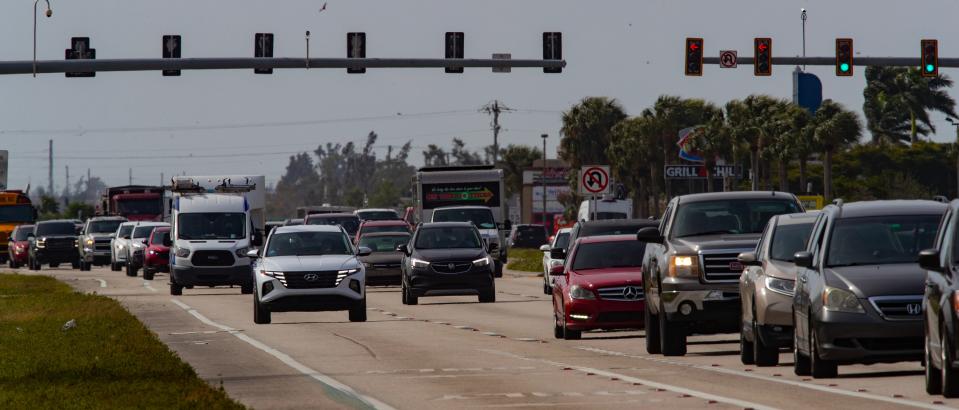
[702,55,959,68]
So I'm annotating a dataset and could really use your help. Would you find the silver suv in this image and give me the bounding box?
[78,216,126,271]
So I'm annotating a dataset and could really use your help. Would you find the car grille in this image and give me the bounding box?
[869,296,924,321]
[275,271,344,289]
[94,240,112,251]
[190,250,235,267]
[370,263,400,269]
[597,286,644,301]
[700,250,749,282]
[431,262,472,274]
[43,238,75,250]
[596,311,642,323]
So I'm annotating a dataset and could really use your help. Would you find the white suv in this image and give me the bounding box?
[250,225,371,324]
[110,222,137,272]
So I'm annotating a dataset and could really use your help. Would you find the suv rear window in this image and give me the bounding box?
[117,225,134,238]
[572,240,646,271]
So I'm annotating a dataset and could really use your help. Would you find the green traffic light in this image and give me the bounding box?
[926,64,935,72]
[840,63,850,72]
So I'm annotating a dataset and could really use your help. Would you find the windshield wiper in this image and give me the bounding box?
[676,230,737,238]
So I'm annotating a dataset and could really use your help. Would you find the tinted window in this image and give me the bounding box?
[133,226,160,238]
[36,222,76,236]
[826,215,940,267]
[359,234,411,253]
[0,205,35,223]
[414,227,482,249]
[432,208,496,229]
[117,199,162,215]
[364,225,410,235]
[89,220,124,234]
[571,241,647,271]
[769,223,814,261]
[266,231,352,257]
[673,199,802,238]
[582,223,652,238]
[595,212,628,220]
[308,216,360,235]
[117,225,134,238]
[151,230,170,244]
[12,226,33,241]
[177,213,245,240]
[357,211,399,221]
[553,232,570,249]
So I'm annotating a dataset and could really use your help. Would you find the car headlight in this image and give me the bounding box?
[765,276,795,296]
[668,255,700,278]
[36,238,46,248]
[410,258,430,269]
[569,285,596,300]
[235,247,249,257]
[260,270,281,278]
[549,259,564,268]
[175,247,191,258]
[472,256,492,267]
[117,243,125,250]
[148,250,157,255]
[85,238,94,246]
[338,268,361,275]
[822,286,864,313]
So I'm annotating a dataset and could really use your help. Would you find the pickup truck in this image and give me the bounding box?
[636,191,804,356]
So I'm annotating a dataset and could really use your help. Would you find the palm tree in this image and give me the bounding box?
[609,116,657,216]
[863,66,957,144]
[685,104,728,192]
[764,103,810,192]
[813,100,863,202]
[724,95,782,190]
[559,97,628,168]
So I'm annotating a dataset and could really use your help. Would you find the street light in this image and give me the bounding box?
[541,133,548,232]
[947,118,959,198]
[33,0,53,78]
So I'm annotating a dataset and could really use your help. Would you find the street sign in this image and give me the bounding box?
[347,32,366,74]
[162,35,181,77]
[580,165,610,195]
[445,32,464,73]
[797,195,825,210]
[665,165,742,179]
[492,53,511,73]
[543,32,562,73]
[0,150,7,190]
[719,50,737,68]
[65,37,95,77]
[254,33,274,74]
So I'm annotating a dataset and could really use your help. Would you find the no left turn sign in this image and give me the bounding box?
[580,166,610,195]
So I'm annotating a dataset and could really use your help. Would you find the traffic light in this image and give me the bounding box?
[835,38,853,77]
[347,32,366,74]
[754,38,772,76]
[685,37,703,76]
[445,32,464,74]
[543,32,562,73]
[254,33,273,74]
[162,35,181,77]
[921,39,938,78]
[65,37,96,78]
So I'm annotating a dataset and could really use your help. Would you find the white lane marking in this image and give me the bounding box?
[92,278,107,288]
[143,281,157,292]
[169,298,395,410]
[577,346,953,410]
[482,349,776,410]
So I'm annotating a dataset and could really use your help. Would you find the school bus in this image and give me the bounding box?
[0,190,36,263]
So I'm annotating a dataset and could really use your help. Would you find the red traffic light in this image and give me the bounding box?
[685,37,703,76]
[754,38,772,76]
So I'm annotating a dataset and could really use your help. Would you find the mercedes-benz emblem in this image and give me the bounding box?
[906,303,921,315]
[622,286,639,300]
[303,273,319,282]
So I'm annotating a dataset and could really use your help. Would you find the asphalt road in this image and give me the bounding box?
[11,264,959,410]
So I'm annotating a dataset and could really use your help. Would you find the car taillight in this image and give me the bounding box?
[952,290,959,313]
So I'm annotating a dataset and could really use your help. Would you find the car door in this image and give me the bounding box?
[743,217,773,326]
[795,213,827,351]
[645,202,674,313]
[928,209,956,358]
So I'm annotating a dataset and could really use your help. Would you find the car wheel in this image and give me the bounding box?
[143,268,155,281]
[659,302,687,356]
[403,283,418,305]
[31,258,41,271]
[240,283,253,295]
[753,319,779,367]
[810,329,838,378]
[170,280,183,296]
[253,294,271,324]
[644,299,662,354]
[553,310,565,339]
[927,326,943,395]
[71,261,79,269]
[349,297,367,322]
[543,277,551,295]
[740,321,755,365]
[793,313,811,376]
[479,280,496,303]
[943,328,959,397]
[494,261,504,278]
[125,262,136,277]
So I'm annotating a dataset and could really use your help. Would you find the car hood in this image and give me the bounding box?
[413,248,485,262]
[764,259,799,280]
[261,255,361,272]
[824,263,925,297]
[570,268,643,289]
[671,233,761,252]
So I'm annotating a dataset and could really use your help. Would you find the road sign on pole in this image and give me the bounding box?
[492,53,511,73]
[65,37,95,77]
[580,165,611,195]
[162,35,181,77]
[445,32,464,73]
[0,150,7,190]
[347,32,366,74]
[719,50,737,68]
[254,33,274,74]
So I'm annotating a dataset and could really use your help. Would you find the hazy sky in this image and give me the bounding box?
[2,0,958,192]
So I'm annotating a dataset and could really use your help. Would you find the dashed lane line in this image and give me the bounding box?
[143,280,158,292]
[169,298,396,410]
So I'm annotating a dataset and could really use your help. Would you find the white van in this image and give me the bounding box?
[577,198,633,222]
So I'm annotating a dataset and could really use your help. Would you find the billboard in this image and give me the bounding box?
[421,181,502,209]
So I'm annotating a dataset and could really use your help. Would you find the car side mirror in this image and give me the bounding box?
[141,239,148,244]
[636,227,663,244]
[488,242,499,253]
[246,249,259,259]
[357,246,373,257]
[251,230,264,247]
[539,244,551,252]
[396,243,409,255]
[738,251,760,266]
[549,265,565,276]
[549,247,566,260]
[919,249,944,273]
[162,237,172,247]
[27,233,35,239]
[793,251,814,269]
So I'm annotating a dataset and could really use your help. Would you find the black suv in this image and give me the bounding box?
[28,220,81,270]
[793,200,945,378]
[919,199,959,397]
[509,224,548,248]
[399,222,497,305]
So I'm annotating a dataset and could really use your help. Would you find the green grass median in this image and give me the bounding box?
[507,248,545,273]
[0,273,244,409]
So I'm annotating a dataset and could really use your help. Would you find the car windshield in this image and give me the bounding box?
[769,223,815,262]
[117,199,162,215]
[571,240,647,271]
[265,231,353,257]
[414,227,482,249]
[133,226,158,239]
[357,211,399,221]
[364,225,410,235]
[36,222,76,236]
[307,216,360,235]
[673,199,802,238]
[89,220,124,234]
[117,225,134,238]
[359,234,411,253]
[0,205,35,223]
[12,226,34,241]
[826,215,940,267]
[177,213,245,240]
[432,209,496,229]
[553,232,570,249]
[151,230,170,244]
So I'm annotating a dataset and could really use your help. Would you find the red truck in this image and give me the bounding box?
[97,185,165,221]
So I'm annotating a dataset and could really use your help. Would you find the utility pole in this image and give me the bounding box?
[481,100,512,165]
[128,168,133,185]
[541,134,548,232]
[160,172,164,186]
[64,165,69,199]
[47,139,53,195]
[948,119,959,198]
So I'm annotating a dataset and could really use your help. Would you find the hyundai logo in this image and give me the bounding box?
[729,261,744,271]
[622,286,640,301]
[303,273,319,282]
[906,303,922,315]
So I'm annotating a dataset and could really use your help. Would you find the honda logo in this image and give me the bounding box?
[303,273,319,282]
[906,303,921,315]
